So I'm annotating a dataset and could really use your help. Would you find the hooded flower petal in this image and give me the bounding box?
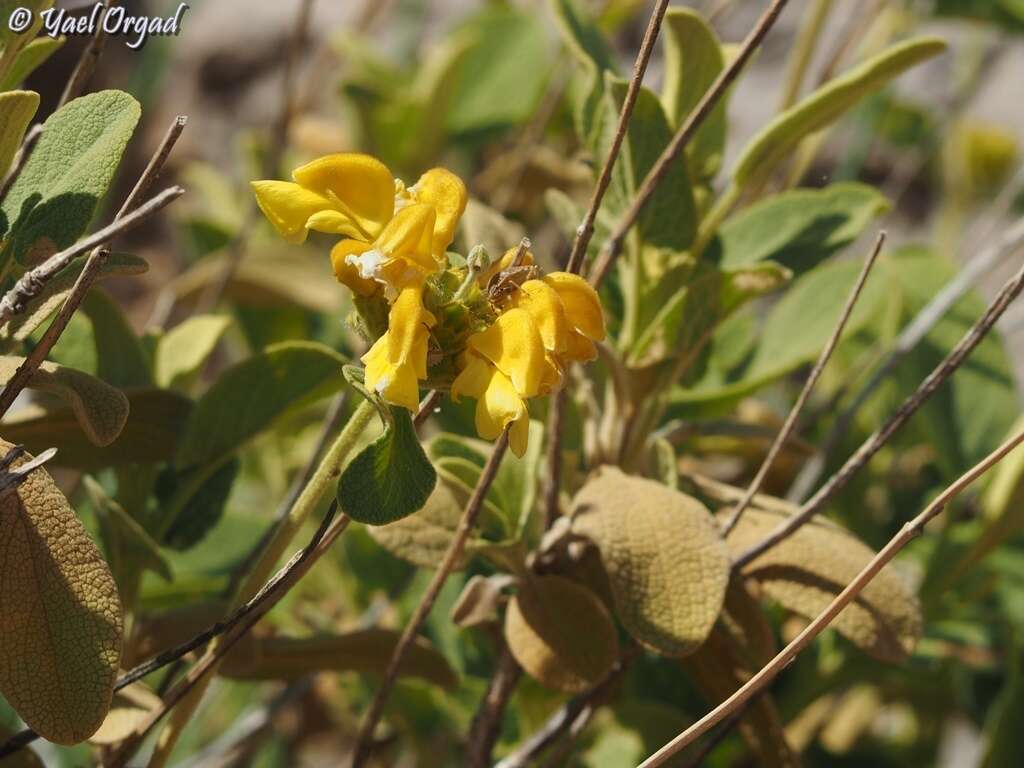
[543,272,606,342]
[250,181,333,244]
[291,153,395,239]
[361,285,436,411]
[347,204,439,291]
[466,307,546,398]
[451,352,530,457]
[330,240,380,297]
[507,279,569,355]
[408,168,468,258]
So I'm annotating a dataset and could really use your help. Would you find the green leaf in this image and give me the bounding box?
[154,314,232,389]
[219,630,458,688]
[660,8,727,181]
[337,406,436,526]
[447,6,549,134]
[80,288,152,388]
[571,467,730,655]
[174,341,346,469]
[1,387,192,470]
[0,440,122,744]
[0,90,38,180]
[982,645,1024,768]
[0,36,63,90]
[505,574,619,693]
[550,0,618,148]
[158,458,241,551]
[714,182,889,275]
[0,253,148,342]
[1,90,140,268]
[732,37,947,189]
[0,355,129,445]
[83,476,172,583]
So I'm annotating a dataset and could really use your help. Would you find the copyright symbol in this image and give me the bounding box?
[7,7,32,33]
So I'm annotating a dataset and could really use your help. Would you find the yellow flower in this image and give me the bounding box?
[542,272,606,363]
[451,308,547,457]
[253,153,467,293]
[362,285,436,411]
[478,245,535,288]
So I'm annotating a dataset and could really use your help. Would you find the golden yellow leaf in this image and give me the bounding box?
[88,683,161,745]
[725,507,921,662]
[0,441,122,744]
[504,574,618,694]
[571,467,730,656]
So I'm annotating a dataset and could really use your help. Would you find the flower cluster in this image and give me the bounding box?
[253,153,604,456]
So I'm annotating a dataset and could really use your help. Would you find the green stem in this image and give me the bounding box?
[143,398,376,768]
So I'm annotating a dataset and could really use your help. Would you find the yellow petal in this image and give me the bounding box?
[508,279,569,354]
[251,181,332,244]
[564,330,597,363]
[508,407,530,458]
[478,246,535,287]
[411,168,468,257]
[292,153,395,240]
[330,240,379,297]
[350,205,439,288]
[467,308,546,398]
[451,351,492,402]
[362,335,421,412]
[544,272,606,341]
[476,366,527,442]
[360,285,436,412]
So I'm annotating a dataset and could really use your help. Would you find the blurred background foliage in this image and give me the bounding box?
[4,0,1024,766]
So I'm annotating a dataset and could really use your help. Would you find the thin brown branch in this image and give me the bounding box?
[116,116,189,220]
[0,445,56,501]
[641,424,1024,767]
[57,0,114,109]
[542,389,567,529]
[565,0,672,274]
[414,389,443,430]
[588,0,791,288]
[734,255,1024,569]
[466,644,523,768]
[720,231,884,535]
[351,431,511,768]
[0,504,350,761]
[104,505,350,768]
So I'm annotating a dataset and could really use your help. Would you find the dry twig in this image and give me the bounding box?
[351,431,511,767]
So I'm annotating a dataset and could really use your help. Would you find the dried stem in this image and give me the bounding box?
[565,0,672,274]
[588,0,791,288]
[0,504,349,760]
[735,256,1024,569]
[105,505,351,768]
[58,0,114,108]
[466,644,523,768]
[641,424,1024,767]
[542,388,567,529]
[788,217,1024,501]
[414,389,444,429]
[0,445,56,501]
[720,231,884,535]
[352,431,511,767]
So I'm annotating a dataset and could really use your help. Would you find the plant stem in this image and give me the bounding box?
[720,231,884,535]
[779,0,834,110]
[351,430,510,767]
[141,400,375,768]
[641,423,1024,767]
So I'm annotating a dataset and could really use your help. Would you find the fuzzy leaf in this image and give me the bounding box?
[725,506,922,661]
[219,630,457,688]
[0,253,148,342]
[83,476,172,582]
[1,90,140,267]
[714,182,889,275]
[732,37,946,189]
[0,35,63,90]
[0,90,38,180]
[158,457,241,551]
[660,8,727,180]
[80,288,152,388]
[1,387,191,470]
[175,341,346,469]
[0,356,129,446]
[88,683,160,746]
[571,467,730,655]
[154,314,232,389]
[338,407,436,526]
[505,574,619,693]
[0,441,122,744]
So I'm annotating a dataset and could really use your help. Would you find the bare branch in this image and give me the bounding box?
[0,446,56,501]
[565,0,672,274]
[352,430,511,767]
[588,0,791,288]
[57,0,114,108]
[734,255,1024,569]
[414,389,443,430]
[720,231,884,535]
[641,423,1024,767]
[466,644,522,768]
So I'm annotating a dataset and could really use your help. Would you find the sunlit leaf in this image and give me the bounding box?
[0,90,38,180]
[725,506,922,662]
[88,683,161,746]
[505,574,618,693]
[154,314,232,389]
[571,467,730,655]
[0,441,122,744]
